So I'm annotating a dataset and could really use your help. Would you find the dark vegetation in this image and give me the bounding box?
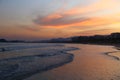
[47,32,120,45]
[71,32,120,44]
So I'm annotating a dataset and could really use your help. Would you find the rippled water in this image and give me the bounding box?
[0,43,120,80]
[0,43,77,80]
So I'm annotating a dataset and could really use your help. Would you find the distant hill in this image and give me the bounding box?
[0,39,25,43]
[0,39,7,42]
[0,32,120,44]
[71,32,120,44]
[46,32,120,44]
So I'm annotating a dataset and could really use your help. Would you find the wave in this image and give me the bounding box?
[0,43,63,52]
[0,43,79,80]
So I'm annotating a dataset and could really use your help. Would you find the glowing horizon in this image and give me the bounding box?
[0,0,120,40]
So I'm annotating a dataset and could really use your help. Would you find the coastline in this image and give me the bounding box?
[25,43,120,80]
[86,43,120,61]
[0,44,78,80]
[0,52,74,80]
[0,43,120,80]
[104,46,120,61]
[72,43,120,61]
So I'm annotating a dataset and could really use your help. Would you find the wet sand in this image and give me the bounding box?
[25,44,120,80]
[105,46,120,60]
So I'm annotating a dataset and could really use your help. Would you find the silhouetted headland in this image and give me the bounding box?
[47,32,120,45]
[0,39,25,43]
[71,32,120,45]
[0,32,120,45]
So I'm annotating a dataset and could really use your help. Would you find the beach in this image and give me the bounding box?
[1,0,120,80]
[25,44,120,80]
[0,43,120,80]
[0,43,77,80]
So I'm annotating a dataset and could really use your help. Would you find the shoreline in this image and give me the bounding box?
[0,53,74,80]
[0,44,78,80]
[25,43,120,80]
[0,43,120,80]
[104,46,120,61]
[104,51,120,60]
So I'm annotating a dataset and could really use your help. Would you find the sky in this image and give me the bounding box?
[0,0,120,40]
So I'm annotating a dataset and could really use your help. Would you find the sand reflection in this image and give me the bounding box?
[26,44,120,80]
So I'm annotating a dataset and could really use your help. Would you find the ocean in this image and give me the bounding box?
[0,43,120,80]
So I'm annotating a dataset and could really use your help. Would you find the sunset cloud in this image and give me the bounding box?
[33,0,120,29]
[0,0,120,40]
[19,25,40,32]
[33,14,89,27]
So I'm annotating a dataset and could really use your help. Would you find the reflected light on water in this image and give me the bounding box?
[26,44,120,80]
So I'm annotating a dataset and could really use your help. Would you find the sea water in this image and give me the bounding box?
[0,43,77,80]
[0,43,120,80]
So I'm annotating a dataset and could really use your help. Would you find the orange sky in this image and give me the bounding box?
[0,0,120,40]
